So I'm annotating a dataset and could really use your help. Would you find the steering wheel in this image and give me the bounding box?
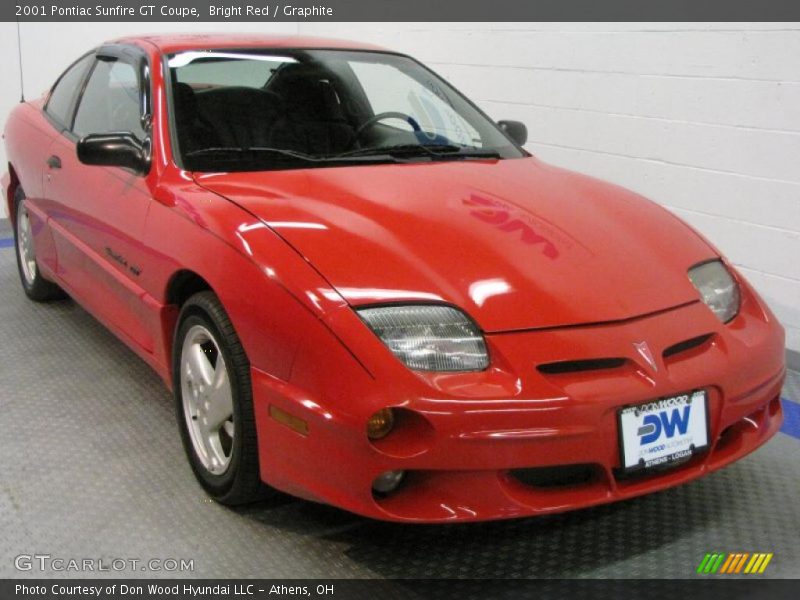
[354,111,421,143]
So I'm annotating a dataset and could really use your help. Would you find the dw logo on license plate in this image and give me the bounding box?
[618,390,709,473]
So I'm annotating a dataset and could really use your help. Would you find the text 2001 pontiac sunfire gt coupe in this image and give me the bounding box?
[2,35,785,522]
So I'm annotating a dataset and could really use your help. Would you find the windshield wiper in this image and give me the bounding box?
[332,143,501,160]
[185,147,319,161]
[185,146,398,164]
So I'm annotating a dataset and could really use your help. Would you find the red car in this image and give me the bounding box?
[2,34,785,522]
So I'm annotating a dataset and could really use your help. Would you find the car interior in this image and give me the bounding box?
[172,62,373,158]
[171,58,436,165]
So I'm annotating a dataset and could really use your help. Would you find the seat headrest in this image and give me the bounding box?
[268,64,344,120]
[175,82,198,116]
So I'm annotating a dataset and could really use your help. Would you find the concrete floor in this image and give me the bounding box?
[0,223,798,580]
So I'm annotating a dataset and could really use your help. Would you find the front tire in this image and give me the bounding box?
[13,187,65,302]
[173,291,270,505]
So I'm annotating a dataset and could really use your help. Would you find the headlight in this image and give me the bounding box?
[688,260,740,323]
[357,305,489,372]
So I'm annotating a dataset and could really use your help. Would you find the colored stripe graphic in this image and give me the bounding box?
[702,552,774,574]
[758,554,774,573]
[727,554,741,573]
[710,553,725,573]
[719,554,735,573]
[697,554,712,573]
[744,554,760,573]
[698,553,727,574]
[735,553,749,573]
[0,237,14,248]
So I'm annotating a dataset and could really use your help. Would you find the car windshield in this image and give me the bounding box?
[167,48,525,172]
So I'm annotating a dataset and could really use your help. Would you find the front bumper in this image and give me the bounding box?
[251,287,785,523]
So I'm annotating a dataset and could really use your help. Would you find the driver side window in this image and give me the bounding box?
[73,58,144,140]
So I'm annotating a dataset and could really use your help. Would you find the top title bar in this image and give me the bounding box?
[5,0,800,22]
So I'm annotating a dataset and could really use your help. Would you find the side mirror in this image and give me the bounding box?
[497,120,528,146]
[77,132,150,175]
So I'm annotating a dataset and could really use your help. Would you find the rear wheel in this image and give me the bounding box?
[13,187,65,302]
[173,291,271,505]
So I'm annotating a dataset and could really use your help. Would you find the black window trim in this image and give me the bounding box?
[42,51,96,133]
[49,43,153,145]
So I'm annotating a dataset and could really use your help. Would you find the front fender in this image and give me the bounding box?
[143,175,372,389]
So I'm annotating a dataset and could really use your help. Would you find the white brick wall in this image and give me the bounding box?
[300,22,800,353]
[2,22,798,353]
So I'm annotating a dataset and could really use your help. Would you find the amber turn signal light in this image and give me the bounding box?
[367,408,395,440]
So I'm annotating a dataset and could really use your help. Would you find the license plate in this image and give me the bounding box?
[618,390,709,474]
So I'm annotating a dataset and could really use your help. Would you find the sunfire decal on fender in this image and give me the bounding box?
[105,246,142,277]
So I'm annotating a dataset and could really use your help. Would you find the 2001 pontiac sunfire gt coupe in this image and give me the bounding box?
[2,35,786,522]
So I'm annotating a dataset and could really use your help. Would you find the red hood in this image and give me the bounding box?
[194,157,714,332]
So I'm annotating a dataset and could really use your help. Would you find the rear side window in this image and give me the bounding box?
[45,54,93,126]
[73,58,144,139]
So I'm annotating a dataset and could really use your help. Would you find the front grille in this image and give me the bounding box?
[509,464,597,488]
[663,333,713,360]
[537,357,626,375]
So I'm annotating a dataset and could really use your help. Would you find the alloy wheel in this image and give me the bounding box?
[180,324,235,475]
[16,200,37,285]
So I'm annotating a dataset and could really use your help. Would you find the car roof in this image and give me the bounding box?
[110,33,390,55]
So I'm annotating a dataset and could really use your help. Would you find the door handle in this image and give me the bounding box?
[46,155,62,169]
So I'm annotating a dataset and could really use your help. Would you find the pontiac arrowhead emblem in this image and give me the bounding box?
[634,341,658,372]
